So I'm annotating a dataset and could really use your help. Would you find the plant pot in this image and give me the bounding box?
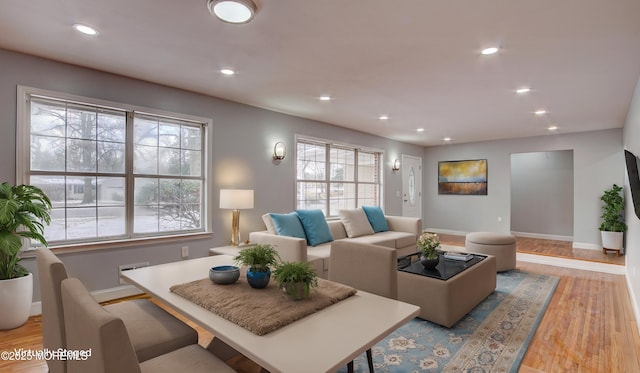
[601,231,624,250]
[0,272,33,330]
[246,268,271,289]
[420,255,439,270]
[281,282,311,301]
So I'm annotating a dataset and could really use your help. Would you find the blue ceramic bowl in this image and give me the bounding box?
[209,265,240,284]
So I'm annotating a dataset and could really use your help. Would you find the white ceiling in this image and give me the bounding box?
[1,0,639,146]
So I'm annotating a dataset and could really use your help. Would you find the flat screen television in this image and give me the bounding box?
[624,149,640,219]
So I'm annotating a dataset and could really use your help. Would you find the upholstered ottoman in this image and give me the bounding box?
[465,232,516,272]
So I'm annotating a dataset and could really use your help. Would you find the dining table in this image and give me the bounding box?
[120,254,420,373]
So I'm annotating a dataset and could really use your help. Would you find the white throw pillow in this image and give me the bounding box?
[262,213,276,234]
[339,208,375,238]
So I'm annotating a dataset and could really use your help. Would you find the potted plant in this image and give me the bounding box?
[234,244,280,289]
[417,232,440,269]
[599,184,627,252]
[273,261,318,301]
[0,182,52,330]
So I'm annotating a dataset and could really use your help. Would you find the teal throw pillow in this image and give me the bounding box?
[269,212,307,239]
[296,209,333,246]
[362,206,389,233]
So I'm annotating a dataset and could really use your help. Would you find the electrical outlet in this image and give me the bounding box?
[119,262,149,284]
[181,246,189,258]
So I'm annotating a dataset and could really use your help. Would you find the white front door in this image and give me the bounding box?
[402,155,422,219]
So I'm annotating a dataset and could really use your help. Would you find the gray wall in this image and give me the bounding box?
[510,151,574,238]
[0,49,424,300]
[623,77,640,327]
[423,129,623,248]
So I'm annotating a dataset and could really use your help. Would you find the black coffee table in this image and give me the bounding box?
[397,252,486,280]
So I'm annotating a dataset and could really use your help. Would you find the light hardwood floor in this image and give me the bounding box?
[1,238,638,372]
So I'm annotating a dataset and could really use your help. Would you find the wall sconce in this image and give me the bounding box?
[220,189,254,246]
[392,159,400,171]
[273,141,286,160]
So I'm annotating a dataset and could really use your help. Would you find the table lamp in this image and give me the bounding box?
[220,189,254,246]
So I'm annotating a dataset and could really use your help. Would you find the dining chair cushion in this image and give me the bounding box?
[61,278,235,373]
[36,249,198,366]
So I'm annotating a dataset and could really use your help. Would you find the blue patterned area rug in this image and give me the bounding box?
[339,270,558,373]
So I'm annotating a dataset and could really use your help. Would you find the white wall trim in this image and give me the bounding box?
[572,241,603,251]
[30,284,144,316]
[425,228,469,236]
[625,272,640,337]
[511,231,573,242]
[517,252,626,275]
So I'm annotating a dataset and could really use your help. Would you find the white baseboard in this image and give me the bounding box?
[516,252,626,275]
[572,241,605,251]
[625,272,640,337]
[30,284,144,317]
[424,228,469,236]
[510,231,573,242]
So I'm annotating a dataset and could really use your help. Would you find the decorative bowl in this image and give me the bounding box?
[209,265,240,284]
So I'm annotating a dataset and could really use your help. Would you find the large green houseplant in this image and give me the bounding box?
[599,184,627,253]
[0,182,52,330]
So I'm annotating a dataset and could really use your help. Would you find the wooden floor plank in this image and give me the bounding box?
[1,237,638,372]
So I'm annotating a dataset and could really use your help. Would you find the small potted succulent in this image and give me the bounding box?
[273,261,318,301]
[417,232,440,269]
[234,244,280,289]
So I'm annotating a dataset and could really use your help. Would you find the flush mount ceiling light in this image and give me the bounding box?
[516,87,531,94]
[319,95,332,101]
[548,125,559,131]
[208,0,257,24]
[379,115,389,121]
[443,137,452,142]
[73,24,97,35]
[534,110,547,115]
[481,46,499,55]
[220,68,235,75]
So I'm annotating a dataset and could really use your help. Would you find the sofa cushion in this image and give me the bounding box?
[269,212,306,239]
[327,220,348,240]
[262,214,276,234]
[362,206,389,233]
[373,231,417,249]
[347,235,395,248]
[296,209,333,247]
[339,209,375,238]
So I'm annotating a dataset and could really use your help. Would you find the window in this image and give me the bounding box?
[296,137,382,217]
[17,87,209,247]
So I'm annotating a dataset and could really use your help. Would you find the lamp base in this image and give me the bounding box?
[231,209,241,246]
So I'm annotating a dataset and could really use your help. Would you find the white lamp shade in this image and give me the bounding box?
[220,189,254,209]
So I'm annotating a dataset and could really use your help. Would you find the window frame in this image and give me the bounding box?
[295,135,384,217]
[16,86,212,249]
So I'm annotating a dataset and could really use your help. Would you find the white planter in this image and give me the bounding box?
[601,231,624,250]
[0,272,33,330]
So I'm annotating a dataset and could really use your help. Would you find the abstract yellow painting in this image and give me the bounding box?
[438,159,487,195]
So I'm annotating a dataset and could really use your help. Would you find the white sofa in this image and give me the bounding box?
[249,214,422,279]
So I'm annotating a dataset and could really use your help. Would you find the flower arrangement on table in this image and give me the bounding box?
[417,232,440,259]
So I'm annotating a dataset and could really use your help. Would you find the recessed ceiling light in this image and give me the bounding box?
[548,125,559,131]
[516,87,531,94]
[220,68,235,75]
[379,115,389,120]
[534,110,547,115]
[207,0,257,24]
[73,24,97,36]
[416,128,425,133]
[319,95,331,101]
[443,137,452,142]
[481,47,499,55]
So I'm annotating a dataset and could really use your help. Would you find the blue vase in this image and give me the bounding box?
[246,268,271,289]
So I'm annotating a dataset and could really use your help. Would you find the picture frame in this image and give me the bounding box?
[438,159,488,195]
